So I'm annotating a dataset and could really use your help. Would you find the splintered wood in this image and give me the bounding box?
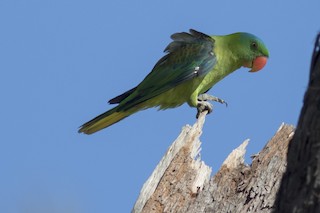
[132,112,294,213]
[133,111,211,213]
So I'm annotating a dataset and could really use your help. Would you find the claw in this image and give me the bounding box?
[196,101,213,118]
[196,93,228,118]
[198,94,228,107]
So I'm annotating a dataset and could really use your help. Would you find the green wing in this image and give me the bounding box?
[110,29,217,111]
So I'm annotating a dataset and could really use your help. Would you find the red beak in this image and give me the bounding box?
[249,56,268,72]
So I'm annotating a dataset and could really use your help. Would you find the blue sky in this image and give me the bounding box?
[0,0,319,212]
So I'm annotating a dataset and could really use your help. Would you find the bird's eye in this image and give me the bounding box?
[251,42,258,50]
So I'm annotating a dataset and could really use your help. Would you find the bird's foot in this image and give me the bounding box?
[197,94,228,107]
[196,101,213,118]
[196,94,227,118]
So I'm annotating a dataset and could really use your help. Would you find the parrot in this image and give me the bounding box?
[79,29,269,134]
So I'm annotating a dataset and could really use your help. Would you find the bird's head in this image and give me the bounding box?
[230,33,269,72]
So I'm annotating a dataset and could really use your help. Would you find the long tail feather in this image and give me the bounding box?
[78,106,132,134]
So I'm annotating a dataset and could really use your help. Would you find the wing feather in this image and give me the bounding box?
[118,29,217,111]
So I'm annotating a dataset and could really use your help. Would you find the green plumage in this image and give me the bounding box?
[79,29,269,134]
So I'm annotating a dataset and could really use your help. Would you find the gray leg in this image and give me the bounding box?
[196,94,227,118]
[198,94,228,107]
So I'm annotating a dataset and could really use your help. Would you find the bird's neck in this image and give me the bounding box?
[211,35,243,77]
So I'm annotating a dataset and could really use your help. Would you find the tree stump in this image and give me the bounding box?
[132,111,294,213]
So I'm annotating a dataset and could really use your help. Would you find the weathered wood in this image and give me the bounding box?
[133,111,211,213]
[188,123,294,213]
[273,33,320,213]
[133,115,294,212]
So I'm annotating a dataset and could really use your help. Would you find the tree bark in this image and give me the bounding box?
[132,33,320,213]
[133,113,294,213]
[273,33,320,213]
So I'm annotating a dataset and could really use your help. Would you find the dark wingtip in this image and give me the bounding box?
[108,97,119,104]
[108,87,137,104]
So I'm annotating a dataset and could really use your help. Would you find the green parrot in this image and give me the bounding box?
[79,29,269,134]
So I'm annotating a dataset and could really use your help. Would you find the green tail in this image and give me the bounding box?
[78,106,132,134]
